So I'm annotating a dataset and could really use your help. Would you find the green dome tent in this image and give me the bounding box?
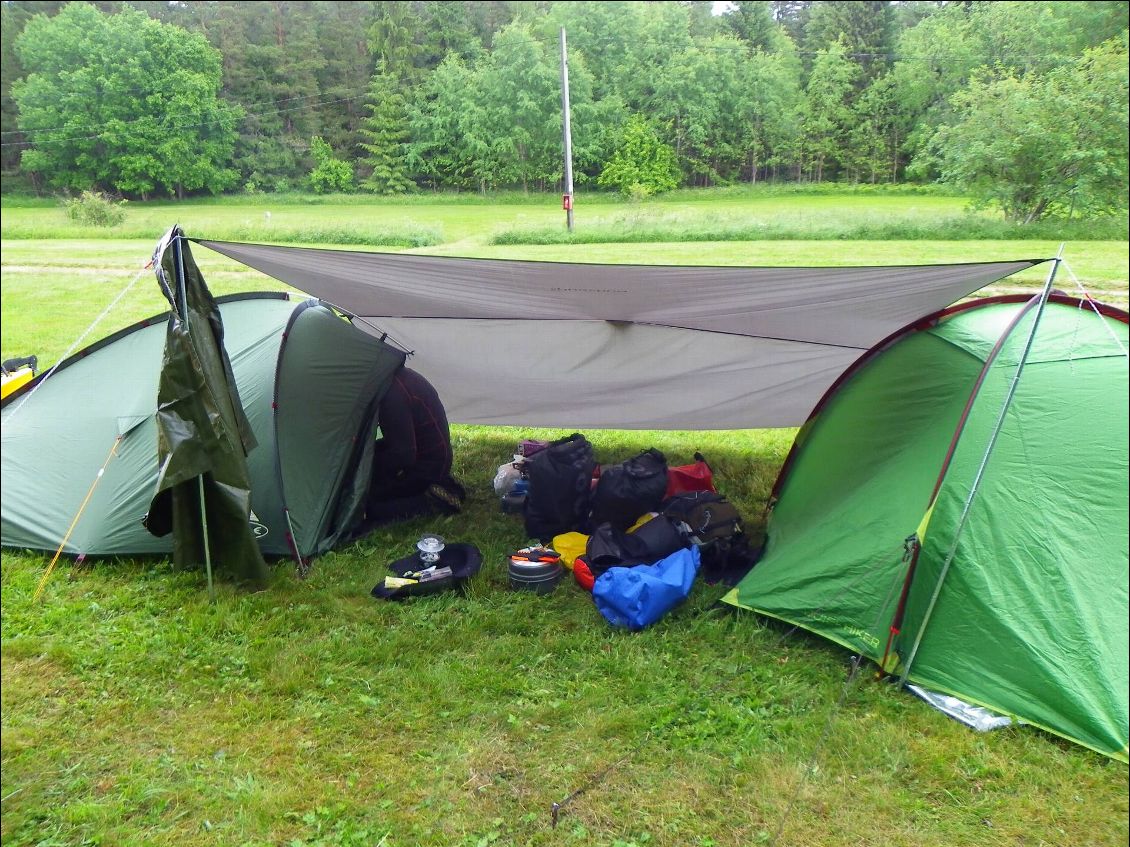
[723,295,1129,761]
[0,291,405,565]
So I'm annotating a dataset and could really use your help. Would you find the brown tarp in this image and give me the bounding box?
[197,240,1043,429]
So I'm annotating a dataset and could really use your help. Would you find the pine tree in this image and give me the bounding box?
[358,65,414,194]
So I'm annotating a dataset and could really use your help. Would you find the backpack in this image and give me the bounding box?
[589,448,668,531]
[523,433,597,542]
[661,491,743,548]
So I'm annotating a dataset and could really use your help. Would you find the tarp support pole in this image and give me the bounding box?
[174,232,216,602]
[898,248,1064,686]
[559,27,575,232]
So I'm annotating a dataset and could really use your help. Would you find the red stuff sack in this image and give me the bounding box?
[665,452,716,498]
[573,556,597,591]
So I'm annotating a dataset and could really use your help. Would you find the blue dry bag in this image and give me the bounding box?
[592,546,700,630]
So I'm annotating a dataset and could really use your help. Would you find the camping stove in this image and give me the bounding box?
[416,534,445,564]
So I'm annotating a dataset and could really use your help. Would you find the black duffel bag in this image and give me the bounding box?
[585,515,687,575]
[589,448,668,531]
[523,432,597,541]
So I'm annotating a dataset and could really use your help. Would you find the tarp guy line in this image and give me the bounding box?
[1063,259,1129,358]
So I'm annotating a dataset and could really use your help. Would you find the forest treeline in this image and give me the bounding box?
[1,1,1127,222]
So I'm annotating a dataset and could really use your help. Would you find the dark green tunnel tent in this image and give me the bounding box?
[0,292,405,564]
[723,295,1130,761]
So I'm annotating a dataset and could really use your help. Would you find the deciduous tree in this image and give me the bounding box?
[799,40,858,181]
[927,35,1129,222]
[597,114,680,196]
[307,135,353,193]
[14,2,240,198]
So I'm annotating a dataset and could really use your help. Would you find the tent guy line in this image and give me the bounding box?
[2,264,149,428]
[1063,258,1130,357]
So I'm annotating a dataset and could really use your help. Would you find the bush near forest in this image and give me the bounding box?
[61,191,126,227]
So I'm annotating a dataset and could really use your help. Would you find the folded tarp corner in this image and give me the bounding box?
[197,239,1045,430]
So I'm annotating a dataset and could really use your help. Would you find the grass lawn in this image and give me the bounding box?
[1,189,976,246]
[2,192,1127,847]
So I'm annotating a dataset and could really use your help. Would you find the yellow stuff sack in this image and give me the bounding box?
[550,532,588,569]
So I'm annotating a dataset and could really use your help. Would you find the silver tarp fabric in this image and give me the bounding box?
[197,240,1041,429]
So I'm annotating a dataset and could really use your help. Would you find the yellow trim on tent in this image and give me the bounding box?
[915,503,936,541]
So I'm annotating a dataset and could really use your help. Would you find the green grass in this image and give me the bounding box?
[3,427,1127,847]
[0,190,976,247]
[2,192,1128,847]
[6,186,1125,249]
[492,213,1128,244]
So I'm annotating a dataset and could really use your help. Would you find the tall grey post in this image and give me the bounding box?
[559,27,575,232]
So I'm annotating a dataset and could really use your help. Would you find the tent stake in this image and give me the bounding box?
[173,233,216,603]
[898,248,1064,685]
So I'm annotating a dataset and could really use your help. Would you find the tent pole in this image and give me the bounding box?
[173,232,216,603]
[898,248,1064,686]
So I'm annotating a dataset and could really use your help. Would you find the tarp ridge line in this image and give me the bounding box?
[195,238,1049,272]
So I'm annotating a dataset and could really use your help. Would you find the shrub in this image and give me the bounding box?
[62,190,126,227]
[626,183,653,203]
[598,116,680,197]
[308,137,354,194]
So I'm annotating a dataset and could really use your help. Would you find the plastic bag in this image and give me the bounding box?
[493,458,523,495]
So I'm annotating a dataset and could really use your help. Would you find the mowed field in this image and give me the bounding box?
[2,192,1128,847]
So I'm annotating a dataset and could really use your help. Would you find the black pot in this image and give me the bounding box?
[508,558,563,594]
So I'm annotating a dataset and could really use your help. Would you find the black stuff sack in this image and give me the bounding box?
[589,448,668,532]
[585,515,687,576]
[523,433,597,542]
